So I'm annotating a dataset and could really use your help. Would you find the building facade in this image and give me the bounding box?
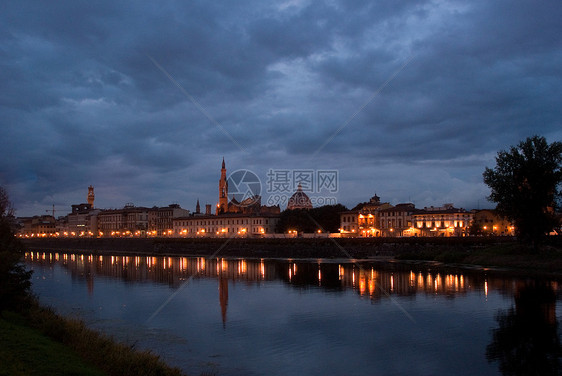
[18,215,56,237]
[378,203,418,237]
[412,204,473,237]
[339,195,393,237]
[173,213,280,237]
[98,205,150,236]
[148,204,190,236]
[471,209,515,236]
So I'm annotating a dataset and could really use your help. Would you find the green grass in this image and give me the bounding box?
[0,311,105,376]
[21,304,186,376]
[0,303,187,376]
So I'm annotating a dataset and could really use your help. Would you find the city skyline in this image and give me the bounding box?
[2,1,561,217]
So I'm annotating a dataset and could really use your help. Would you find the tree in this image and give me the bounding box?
[483,136,562,244]
[276,204,348,233]
[0,186,32,312]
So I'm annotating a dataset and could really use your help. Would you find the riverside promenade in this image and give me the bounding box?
[22,236,517,260]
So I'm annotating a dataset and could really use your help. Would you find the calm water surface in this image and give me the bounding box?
[25,251,562,376]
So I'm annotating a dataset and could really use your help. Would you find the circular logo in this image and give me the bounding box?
[227,169,262,207]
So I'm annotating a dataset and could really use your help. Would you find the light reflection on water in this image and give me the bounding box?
[25,251,562,376]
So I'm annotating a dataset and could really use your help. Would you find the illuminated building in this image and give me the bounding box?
[471,209,515,236]
[147,204,190,236]
[217,157,229,215]
[339,194,392,237]
[412,204,473,237]
[97,204,150,236]
[18,215,56,237]
[173,212,279,237]
[66,203,99,236]
[215,159,280,215]
[87,185,95,207]
[378,203,418,237]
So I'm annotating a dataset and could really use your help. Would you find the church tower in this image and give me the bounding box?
[217,158,228,214]
[87,185,95,208]
[196,198,201,214]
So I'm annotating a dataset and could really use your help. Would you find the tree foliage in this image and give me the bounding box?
[0,186,32,312]
[483,136,562,244]
[276,204,348,233]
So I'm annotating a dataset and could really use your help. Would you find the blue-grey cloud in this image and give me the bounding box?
[1,0,561,216]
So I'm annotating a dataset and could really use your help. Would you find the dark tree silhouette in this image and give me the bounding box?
[276,204,348,233]
[0,186,32,312]
[486,283,561,376]
[483,136,562,244]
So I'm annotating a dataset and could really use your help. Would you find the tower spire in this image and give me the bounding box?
[87,185,95,208]
[217,158,228,214]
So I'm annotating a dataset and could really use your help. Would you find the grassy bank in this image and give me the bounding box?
[395,242,562,274]
[0,311,104,376]
[1,303,185,376]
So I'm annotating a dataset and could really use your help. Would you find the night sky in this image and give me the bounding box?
[2,0,561,217]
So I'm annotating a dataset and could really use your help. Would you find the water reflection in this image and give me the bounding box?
[25,251,562,376]
[26,251,558,321]
[487,282,562,375]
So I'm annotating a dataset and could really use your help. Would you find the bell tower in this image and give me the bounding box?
[217,158,228,214]
[87,185,95,208]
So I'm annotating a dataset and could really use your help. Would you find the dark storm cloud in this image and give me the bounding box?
[1,0,561,215]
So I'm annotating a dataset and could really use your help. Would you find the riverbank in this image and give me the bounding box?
[0,311,104,376]
[1,303,185,376]
[395,242,562,275]
[23,236,562,275]
[22,236,518,258]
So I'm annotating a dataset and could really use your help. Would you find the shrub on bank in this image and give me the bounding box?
[23,301,185,376]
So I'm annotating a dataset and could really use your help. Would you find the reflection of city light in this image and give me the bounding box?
[260,261,265,279]
[435,274,442,291]
[484,280,488,297]
[390,275,394,292]
[359,273,366,294]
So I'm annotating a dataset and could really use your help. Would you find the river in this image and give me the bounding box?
[25,251,562,376]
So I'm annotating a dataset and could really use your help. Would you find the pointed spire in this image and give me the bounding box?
[222,157,225,169]
[196,198,200,214]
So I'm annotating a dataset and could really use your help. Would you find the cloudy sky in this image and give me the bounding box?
[2,0,561,216]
